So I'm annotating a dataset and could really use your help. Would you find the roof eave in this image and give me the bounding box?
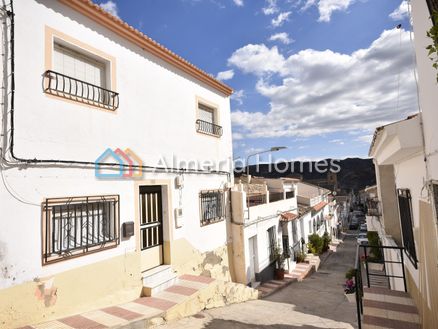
[58,0,233,96]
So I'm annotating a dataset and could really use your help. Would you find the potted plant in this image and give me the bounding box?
[344,268,356,303]
[273,245,286,280]
[344,279,356,302]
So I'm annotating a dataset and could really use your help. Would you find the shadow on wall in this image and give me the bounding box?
[204,318,334,329]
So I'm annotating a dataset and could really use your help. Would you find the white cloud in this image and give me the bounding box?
[99,0,119,18]
[216,69,235,81]
[389,1,409,21]
[329,139,345,145]
[355,134,373,144]
[269,32,294,44]
[233,0,244,6]
[228,44,286,76]
[231,89,245,105]
[263,0,279,15]
[229,29,417,139]
[272,11,292,27]
[301,0,353,22]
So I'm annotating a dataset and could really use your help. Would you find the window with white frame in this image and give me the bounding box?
[43,41,119,111]
[54,43,107,88]
[196,102,222,137]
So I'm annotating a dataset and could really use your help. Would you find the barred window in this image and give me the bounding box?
[267,226,277,261]
[199,191,225,226]
[42,195,119,265]
[397,189,418,268]
[432,183,438,222]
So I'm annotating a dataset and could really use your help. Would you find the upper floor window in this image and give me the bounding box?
[199,190,225,226]
[42,195,120,265]
[43,27,119,111]
[196,102,223,137]
[397,189,418,268]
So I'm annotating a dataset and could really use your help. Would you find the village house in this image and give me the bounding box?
[230,176,298,285]
[229,177,336,286]
[296,182,332,238]
[0,0,241,327]
[366,1,438,327]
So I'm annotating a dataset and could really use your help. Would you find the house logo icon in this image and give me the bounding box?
[95,148,143,179]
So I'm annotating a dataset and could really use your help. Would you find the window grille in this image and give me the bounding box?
[397,189,418,268]
[42,195,119,265]
[199,191,225,226]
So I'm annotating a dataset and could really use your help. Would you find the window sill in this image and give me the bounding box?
[200,217,225,227]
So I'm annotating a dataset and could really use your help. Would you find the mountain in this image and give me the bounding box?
[235,157,376,194]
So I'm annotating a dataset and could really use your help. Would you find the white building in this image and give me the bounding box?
[230,177,298,285]
[296,182,332,238]
[367,1,438,326]
[0,0,234,327]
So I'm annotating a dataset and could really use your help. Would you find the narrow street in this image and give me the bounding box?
[158,234,358,329]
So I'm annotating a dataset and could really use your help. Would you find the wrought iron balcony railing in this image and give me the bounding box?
[43,70,120,111]
[196,119,223,137]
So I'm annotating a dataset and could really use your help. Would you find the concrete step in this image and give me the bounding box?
[142,265,178,297]
[362,287,420,329]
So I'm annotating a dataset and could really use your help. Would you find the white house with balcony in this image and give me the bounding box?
[0,0,235,327]
[230,176,298,285]
[296,182,331,238]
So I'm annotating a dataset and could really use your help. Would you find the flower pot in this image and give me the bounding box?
[275,269,285,280]
[368,263,384,271]
[345,292,356,303]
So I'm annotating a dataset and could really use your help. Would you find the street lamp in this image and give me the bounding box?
[245,146,287,219]
[246,146,287,183]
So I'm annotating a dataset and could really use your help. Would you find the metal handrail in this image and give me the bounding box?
[43,70,119,111]
[354,244,407,329]
[196,119,223,137]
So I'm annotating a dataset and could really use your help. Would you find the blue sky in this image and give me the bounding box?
[96,0,416,163]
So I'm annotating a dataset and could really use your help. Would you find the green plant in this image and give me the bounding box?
[426,12,438,82]
[345,268,356,280]
[322,232,331,252]
[367,231,382,261]
[295,251,306,263]
[272,244,286,270]
[307,233,323,255]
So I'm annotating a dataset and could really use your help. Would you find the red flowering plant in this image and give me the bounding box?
[344,279,356,294]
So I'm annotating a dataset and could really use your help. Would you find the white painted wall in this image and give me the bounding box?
[0,1,232,289]
[412,0,438,181]
[392,154,427,289]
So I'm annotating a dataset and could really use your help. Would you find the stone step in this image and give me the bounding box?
[142,265,178,297]
[362,287,420,329]
[23,275,259,329]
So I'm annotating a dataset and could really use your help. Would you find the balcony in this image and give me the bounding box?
[196,119,223,137]
[43,70,119,111]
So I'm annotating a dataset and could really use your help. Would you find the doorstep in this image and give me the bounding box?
[17,274,216,329]
[256,263,314,298]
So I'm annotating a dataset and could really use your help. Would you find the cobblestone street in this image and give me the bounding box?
[157,233,358,329]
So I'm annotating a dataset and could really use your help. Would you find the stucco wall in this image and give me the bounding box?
[411,0,438,181]
[0,0,232,306]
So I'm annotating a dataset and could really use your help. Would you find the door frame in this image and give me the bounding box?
[134,179,173,272]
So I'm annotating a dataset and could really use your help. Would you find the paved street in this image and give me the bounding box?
[158,234,358,329]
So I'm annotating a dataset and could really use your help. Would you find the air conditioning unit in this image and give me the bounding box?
[174,208,184,228]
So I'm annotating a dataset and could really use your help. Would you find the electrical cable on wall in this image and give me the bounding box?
[2,0,230,179]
